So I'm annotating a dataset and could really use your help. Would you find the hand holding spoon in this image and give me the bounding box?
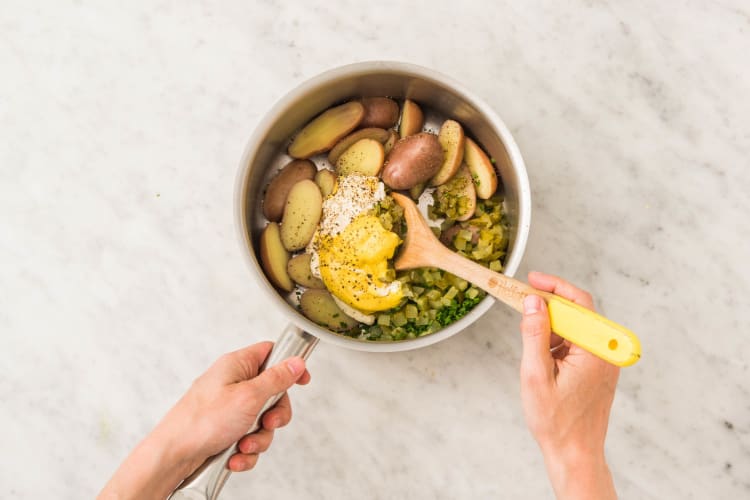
[391,193,641,367]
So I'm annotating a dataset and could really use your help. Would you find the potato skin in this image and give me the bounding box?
[280,179,323,251]
[299,289,359,331]
[359,97,399,129]
[259,222,294,292]
[381,132,443,190]
[263,160,316,222]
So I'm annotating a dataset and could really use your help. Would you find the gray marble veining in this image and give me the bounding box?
[1,1,749,498]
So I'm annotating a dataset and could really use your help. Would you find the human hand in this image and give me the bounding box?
[99,341,310,500]
[519,272,619,500]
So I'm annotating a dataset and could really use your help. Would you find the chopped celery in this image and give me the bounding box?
[404,304,418,319]
[392,312,407,327]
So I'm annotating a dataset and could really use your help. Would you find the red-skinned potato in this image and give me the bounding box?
[381,132,443,190]
[435,165,477,221]
[464,137,498,199]
[263,160,316,222]
[383,129,398,155]
[327,127,390,165]
[288,101,365,159]
[359,97,399,129]
[399,99,424,138]
[430,120,465,186]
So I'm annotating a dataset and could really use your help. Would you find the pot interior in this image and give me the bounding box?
[237,62,529,352]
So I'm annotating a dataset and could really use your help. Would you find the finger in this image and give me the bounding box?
[519,295,554,384]
[205,342,274,384]
[262,392,293,430]
[228,452,259,472]
[237,356,306,403]
[238,428,275,454]
[527,271,595,310]
[296,369,312,385]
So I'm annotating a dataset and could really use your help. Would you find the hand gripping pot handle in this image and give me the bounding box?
[168,324,319,500]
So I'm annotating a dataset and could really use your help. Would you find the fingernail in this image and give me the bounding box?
[523,295,542,315]
[270,417,281,429]
[244,441,257,453]
[286,357,304,376]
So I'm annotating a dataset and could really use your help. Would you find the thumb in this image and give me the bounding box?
[246,357,306,402]
[519,295,554,382]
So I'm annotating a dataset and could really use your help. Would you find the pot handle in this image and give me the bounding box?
[167,324,319,500]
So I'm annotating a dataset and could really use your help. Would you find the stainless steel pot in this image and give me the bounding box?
[169,61,531,500]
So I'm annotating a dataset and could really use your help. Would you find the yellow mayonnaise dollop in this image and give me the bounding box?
[317,214,403,314]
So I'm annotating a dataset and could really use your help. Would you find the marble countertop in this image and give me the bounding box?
[2,1,748,498]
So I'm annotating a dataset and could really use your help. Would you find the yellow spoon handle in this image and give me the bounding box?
[546,295,641,367]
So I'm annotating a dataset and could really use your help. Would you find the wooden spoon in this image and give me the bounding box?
[391,192,641,367]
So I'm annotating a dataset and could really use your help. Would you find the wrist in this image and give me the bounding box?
[542,446,616,500]
[99,426,200,500]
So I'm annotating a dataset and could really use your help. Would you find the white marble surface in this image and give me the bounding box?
[2,1,749,498]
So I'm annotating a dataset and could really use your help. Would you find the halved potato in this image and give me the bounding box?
[435,165,476,221]
[263,159,316,222]
[335,138,385,177]
[398,99,424,138]
[314,169,337,197]
[259,222,293,292]
[287,253,325,289]
[288,101,365,159]
[327,127,390,165]
[409,183,426,200]
[464,137,498,199]
[383,129,399,155]
[332,295,375,325]
[430,120,465,186]
[381,132,443,190]
[280,179,323,251]
[359,97,400,129]
[299,289,359,332]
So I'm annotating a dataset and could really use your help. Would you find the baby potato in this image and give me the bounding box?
[288,101,365,159]
[381,132,443,190]
[435,165,477,221]
[409,182,426,200]
[430,120,465,186]
[287,253,325,289]
[263,159,316,222]
[259,222,294,292]
[327,127,390,165]
[398,99,424,138]
[359,97,400,129]
[335,138,385,177]
[383,129,399,155]
[464,137,498,199]
[280,179,323,251]
[299,289,359,332]
[314,169,337,197]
